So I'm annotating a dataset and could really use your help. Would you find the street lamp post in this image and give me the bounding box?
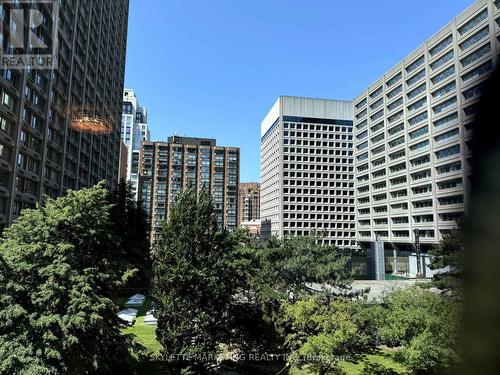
[413,228,422,278]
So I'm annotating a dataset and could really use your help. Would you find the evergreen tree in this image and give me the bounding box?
[152,188,243,373]
[0,183,132,374]
[109,179,151,289]
[252,235,355,308]
[428,221,464,295]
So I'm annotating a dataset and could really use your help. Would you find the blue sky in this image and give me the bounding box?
[124,0,474,182]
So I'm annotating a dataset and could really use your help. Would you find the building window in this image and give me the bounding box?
[409,126,428,140]
[371,145,385,156]
[407,98,427,112]
[2,91,12,108]
[406,55,425,73]
[388,123,404,136]
[434,128,459,143]
[387,97,403,112]
[410,154,430,167]
[370,110,384,122]
[387,85,403,101]
[370,86,383,99]
[438,195,464,206]
[356,119,367,130]
[389,149,406,161]
[407,83,426,100]
[463,82,485,100]
[461,60,492,83]
[410,140,430,152]
[429,35,453,56]
[431,66,455,85]
[433,96,457,114]
[434,112,458,128]
[458,9,488,35]
[388,110,403,124]
[389,136,405,148]
[370,98,383,110]
[430,50,454,70]
[355,98,367,110]
[435,145,460,159]
[460,43,491,68]
[432,81,456,99]
[408,111,428,126]
[386,72,402,88]
[436,161,461,174]
[459,26,489,52]
[407,69,426,87]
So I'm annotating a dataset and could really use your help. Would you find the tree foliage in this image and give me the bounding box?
[281,286,461,375]
[0,183,132,374]
[428,223,464,295]
[378,287,461,374]
[108,179,151,289]
[251,236,355,307]
[283,297,380,375]
[151,188,248,373]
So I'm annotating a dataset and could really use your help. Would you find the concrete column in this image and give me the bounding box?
[371,240,385,281]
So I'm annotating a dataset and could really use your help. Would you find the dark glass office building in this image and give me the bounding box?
[0,0,129,228]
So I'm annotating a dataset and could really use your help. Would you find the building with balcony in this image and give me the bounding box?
[0,0,129,229]
[260,96,356,247]
[353,0,499,251]
[139,136,240,241]
[121,88,150,200]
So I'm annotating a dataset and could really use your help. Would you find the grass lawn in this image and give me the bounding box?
[116,296,162,355]
[289,348,407,375]
[115,297,407,375]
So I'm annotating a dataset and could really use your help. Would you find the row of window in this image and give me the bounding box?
[357,55,489,128]
[357,176,463,198]
[284,221,355,229]
[339,6,490,113]
[358,194,463,213]
[284,123,351,133]
[284,213,355,221]
[357,157,463,186]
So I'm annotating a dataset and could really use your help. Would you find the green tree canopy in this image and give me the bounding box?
[0,183,132,374]
[378,287,461,374]
[251,235,356,311]
[283,297,381,375]
[428,223,464,295]
[109,179,151,289]
[152,188,247,374]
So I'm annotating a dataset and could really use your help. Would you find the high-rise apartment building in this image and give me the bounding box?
[121,88,150,200]
[260,96,356,247]
[139,136,240,240]
[0,0,129,229]
[238,182,260,224]
[354,0,499,251]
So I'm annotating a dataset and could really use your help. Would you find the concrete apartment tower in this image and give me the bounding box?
[121,89,150,200]
[353,0,500,252]
[139,136,240,241]
[260,96,356,248]
[0,0,129,229]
